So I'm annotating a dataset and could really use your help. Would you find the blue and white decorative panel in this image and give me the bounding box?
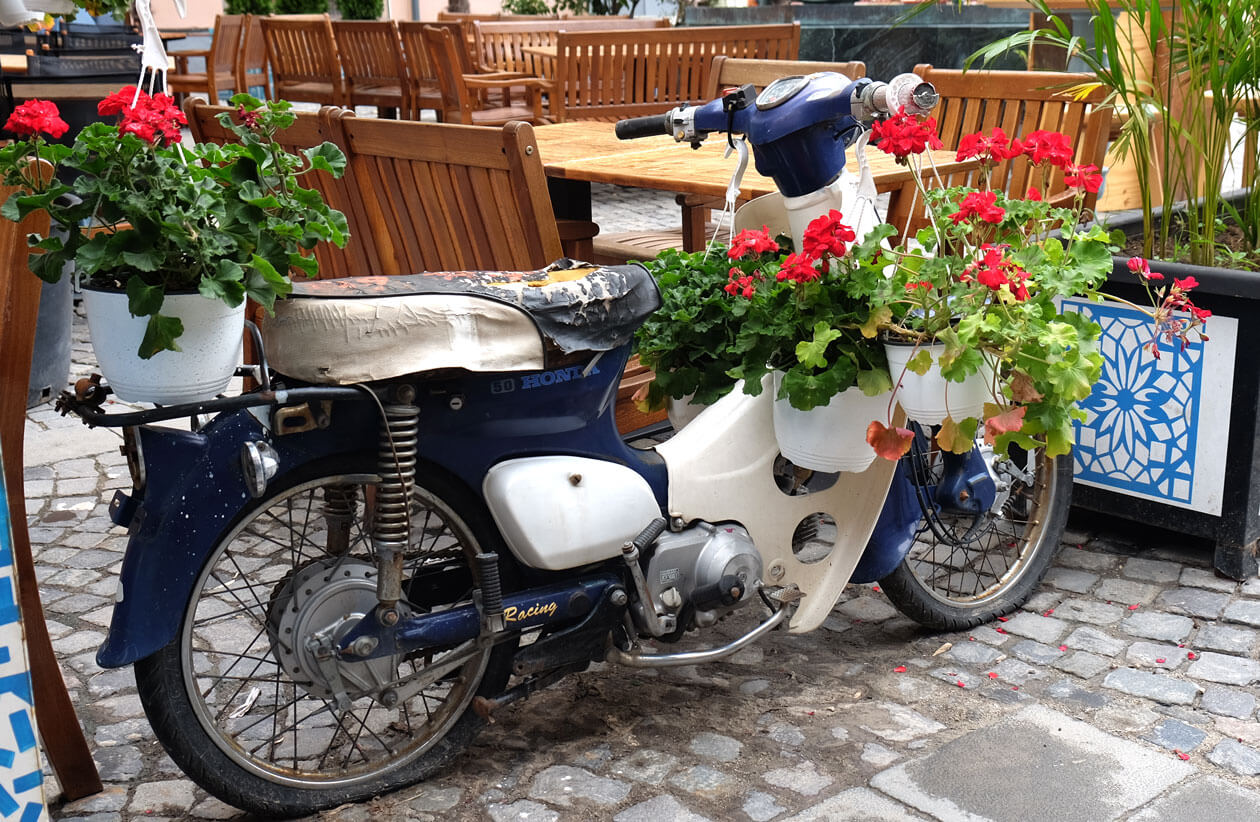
[0,447,48,822]
[1063,298,1237,516]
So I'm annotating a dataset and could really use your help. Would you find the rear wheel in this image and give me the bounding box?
[135,459,515,818]
[880,434,1071,631]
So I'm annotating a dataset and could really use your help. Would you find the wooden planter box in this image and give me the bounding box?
[1065,254,1258,578]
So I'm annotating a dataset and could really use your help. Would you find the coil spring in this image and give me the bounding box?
[373,404,419,553]
[322,483,359,556]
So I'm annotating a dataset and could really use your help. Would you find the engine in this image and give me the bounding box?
[641,522,762,633]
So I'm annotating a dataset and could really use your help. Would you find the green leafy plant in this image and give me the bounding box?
[502,0,551,14]
[225,0,274,13]
[969,0,1260,268]
[0,90,348,358]
[336,0,383,18]
[274,0,329,14]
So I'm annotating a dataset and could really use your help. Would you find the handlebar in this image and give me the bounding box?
[614,114,673,141]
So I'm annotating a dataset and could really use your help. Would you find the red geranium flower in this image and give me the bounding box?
[5,99,69,139]
[1064,163,1103,194]
[727,226,779,260]
[1022,130,1074,168]
[777,251,822,284]
[870,107,943,161]
[802,209,856,259]
[951,190,1006,225]
[956,127,1023,165]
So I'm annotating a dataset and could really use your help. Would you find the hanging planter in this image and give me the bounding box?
[884,341,992,425]
[666,393,709,431]
[82,287,245,405]
[772,372,889,473]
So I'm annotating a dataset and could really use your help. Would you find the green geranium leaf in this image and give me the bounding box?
[138,313,184,359]
[125,276,164,317]
[795,322,844,369]
[856,367,893,397]
[905,347,934,376]
[303,142,347,177]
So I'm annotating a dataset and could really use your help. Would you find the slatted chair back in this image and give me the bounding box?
[551,23,800,122]
[238,13,272,100]
[398,20,466,119]
[898,65,1113,236]
[705,55,866,98]
[184,98,385,278]
[473,18,671,80]
[325,108,564,273]
[418,24,545,126]
[168,14,246,103]
[331,20,408,116]
[259,14,346,106]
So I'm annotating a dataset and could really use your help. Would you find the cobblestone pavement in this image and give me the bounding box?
[26,186,1260,821]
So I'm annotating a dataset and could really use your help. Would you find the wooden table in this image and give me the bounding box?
[533,120,977,249]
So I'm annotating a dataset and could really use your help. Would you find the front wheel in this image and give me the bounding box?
[134,458,516,818]
[879,437,1071,631]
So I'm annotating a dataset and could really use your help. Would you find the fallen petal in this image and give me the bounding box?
[893,666,907,673]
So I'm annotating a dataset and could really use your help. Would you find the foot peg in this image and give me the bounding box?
[477,552,506,634]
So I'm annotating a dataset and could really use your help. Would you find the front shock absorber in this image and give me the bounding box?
[374,398,419,619]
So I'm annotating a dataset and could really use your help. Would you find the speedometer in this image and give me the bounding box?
[756,75,809,110]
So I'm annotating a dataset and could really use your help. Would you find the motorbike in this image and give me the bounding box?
[59,70,1071,817]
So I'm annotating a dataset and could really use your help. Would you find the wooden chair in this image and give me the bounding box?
[592,55,867,265]
[472,18,672,83]
[331,20,408,118]
[167,13,245,104]
[237,13,272,100]
[0,160,103,802]
[550,23,800,123]
[185,98,386,279]
[259,14,346,106]
[397,20,463,120]
[894,65,1113,238]
[420,24,547,127]
[326,109,565,272]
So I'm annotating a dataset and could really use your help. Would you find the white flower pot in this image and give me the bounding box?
[772,373,890,473]
[884,341,992,425]
[83,288,245,405]
[666,393,708,431]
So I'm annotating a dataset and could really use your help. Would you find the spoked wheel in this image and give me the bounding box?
[879,429,1071,631]
[134,459,515,818]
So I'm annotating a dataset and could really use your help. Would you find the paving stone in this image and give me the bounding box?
[669,765,734,796]
[783,787,924,821]
[188,798,241,820]
[527,766,630,807]
[689,732,742,762]
[1188,651,1260,685]
[487,800,559,822]
[1125,641,1189,669]
[1043,567,1099,593]
[871,705,1191,822]
[1120,612,1195,642]
[1002,612,1068,644]
[1129,775,1260,822]
[1243,578,1260,597]
[1201,685,1257,719]
[1053,651,1113,679]
[740,679,771,695]
[1195,623,1257,655]
[763,761,833,796]
[1022,591,1062,613]
[128,780,197,816]
[929,668,984,689]
[1064,626,1127,656]
[743,790,787,822]
[944,641,1003,666]
[1158,587,1230,619]
[1223,599,1260,627]
[59,786,127,815]
[1044,679,1108,709]
[570,744,613,772]
[1095,578,1162,606]
[52,629,107,656]
[1123,556,1183,583]
[1011,640,1065,666]
[1208,740,1260,776]
[852,702,945,742]
[861,742,901,767]
[1102,668,1200,705]
[767,722,806,747]
[1096,703,1161,733]
[967,625,1011,646]
[1054,599,1127,626]
[93,745,143,782]
[991,658,1049,685]
[1180,567,1238,592]
[1213,716,1260,746]
[1056,549,1119,572]
[834,595,899,623]
[1143,719,1207,752]
[609,750,677,786]
[614,795,710,822]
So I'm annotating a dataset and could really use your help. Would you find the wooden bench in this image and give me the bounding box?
[550,23,801,122]
[472,18,671,82]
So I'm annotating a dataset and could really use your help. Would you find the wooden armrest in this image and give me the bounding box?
[172,48,210,74]
[470,71,545,84]
[557,218,598,241]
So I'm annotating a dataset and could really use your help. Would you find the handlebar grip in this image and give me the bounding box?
[615,114,672,140]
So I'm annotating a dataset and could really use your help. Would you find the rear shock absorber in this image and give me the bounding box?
[374,395,419,622]
[322,484,359,556]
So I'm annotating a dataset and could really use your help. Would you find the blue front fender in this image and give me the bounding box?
[97,408,375,668]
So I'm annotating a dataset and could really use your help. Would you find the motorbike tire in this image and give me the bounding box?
[134,456,518,818]
[879,441,1072,632]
